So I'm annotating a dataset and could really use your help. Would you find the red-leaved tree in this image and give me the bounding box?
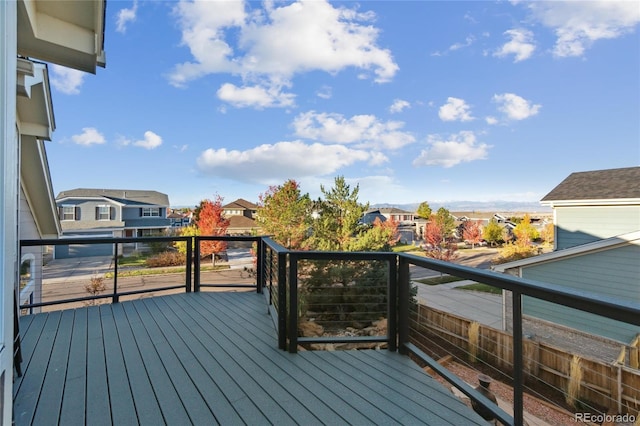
[195,195,230,266]
[462,220,483,248]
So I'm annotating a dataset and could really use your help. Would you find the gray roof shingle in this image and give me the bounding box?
[541,167,640,202]
[56,188,170,206]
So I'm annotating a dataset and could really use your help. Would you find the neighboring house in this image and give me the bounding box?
[168,210,192,228]
[1,1,106,421]
[222,198,260,235]
[378,207,415,224]
[55,189,171,257]
[495,167,640,343]
[540,167,640,250]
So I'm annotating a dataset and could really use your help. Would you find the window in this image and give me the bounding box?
[142,207,160,217]
[98,206,110,220]
[62,206,76,221]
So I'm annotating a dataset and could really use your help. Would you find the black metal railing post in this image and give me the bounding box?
[256,237,263,294]
[186,236,193,292]
[397,255,410,355]
[512,291,524,426]
[387,254,398,352]
[194,236,201,292]
[112,242,119,303]
[278,250,288,350]
[288,254,298,353]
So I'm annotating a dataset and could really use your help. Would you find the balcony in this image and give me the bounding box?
[14,236,640,425]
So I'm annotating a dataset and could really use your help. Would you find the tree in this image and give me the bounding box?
[416,201,432,220]
[423,220,458,261]
[462,220,483,248]
[424,221,444,249]
[257,179,311,249]
[434,207,456,240]
[483,219,503,247]
[349,217,400,252]
[195,195,229,266]
[309,176,368,251]
[513,214,539,246]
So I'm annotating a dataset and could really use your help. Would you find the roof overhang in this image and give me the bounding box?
[17,0,106,73]
[17,59,55,140]
[540,198,640,208]
[20,136,61,238]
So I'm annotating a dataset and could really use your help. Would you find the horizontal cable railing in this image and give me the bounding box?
[19,235,263,311]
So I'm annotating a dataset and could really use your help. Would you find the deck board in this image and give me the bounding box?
[14,291,488,425]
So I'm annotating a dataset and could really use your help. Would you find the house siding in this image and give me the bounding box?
[522,244,640,343]
[555,205,640,250]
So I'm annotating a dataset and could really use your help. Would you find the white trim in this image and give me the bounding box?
[541,198,640,207]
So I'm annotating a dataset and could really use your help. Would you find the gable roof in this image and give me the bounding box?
[492,230,640,272]
[223,198,258,210]
[541,167,640,204]
[56,188,170,206]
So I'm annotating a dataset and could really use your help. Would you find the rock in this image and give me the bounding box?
[299,320,324,337]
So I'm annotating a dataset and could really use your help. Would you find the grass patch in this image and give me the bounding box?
[117,255,148,267]
[106,264,229,278]
[392,244,420,253]
[456,283,502,294]
[416,275,465,286]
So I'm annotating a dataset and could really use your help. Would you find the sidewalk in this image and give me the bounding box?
[42,256,113,284]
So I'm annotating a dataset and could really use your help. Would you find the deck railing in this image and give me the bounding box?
[19,236,640,426]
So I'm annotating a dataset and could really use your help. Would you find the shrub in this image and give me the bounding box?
[145,251,185,267]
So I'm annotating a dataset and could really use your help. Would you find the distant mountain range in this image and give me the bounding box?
[371,201,551,213]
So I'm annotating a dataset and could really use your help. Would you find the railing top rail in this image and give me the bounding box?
[261,236,289,254]
[20,236,192,246]
[195,235,262,242]
[398,252,640,326]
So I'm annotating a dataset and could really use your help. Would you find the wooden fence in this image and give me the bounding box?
[412,303,640,417]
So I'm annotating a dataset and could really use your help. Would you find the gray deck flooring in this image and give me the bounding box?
[14,291,487,425]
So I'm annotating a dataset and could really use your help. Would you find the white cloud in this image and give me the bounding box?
[72,127,105,146]
[216,83,295,108]
[50,65,85,95]
[133,131,163,149]
[316,85,332,100]
[116,1,138,34]
[450,35,475,51]
[438,97,474,122]
[389,99,410,114]
[292,111,415,150]
[523,1,640,58]
[196,141,374,183]
[493,93,541,120]
[413,131,490,168]
[169,0,398,103]
[493,28,536,62]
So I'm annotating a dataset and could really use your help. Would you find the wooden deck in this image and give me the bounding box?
[14,291,487,425]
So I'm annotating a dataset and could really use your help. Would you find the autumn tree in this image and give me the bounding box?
[423,220,458,261]
[257,179,311,249]
[513,214,539,246]
[483,219,503,247]
[462,220,483,248]
[195,195,229,266]
[416,201,432,219]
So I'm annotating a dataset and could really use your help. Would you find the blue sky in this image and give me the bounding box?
[46,0,640,208]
